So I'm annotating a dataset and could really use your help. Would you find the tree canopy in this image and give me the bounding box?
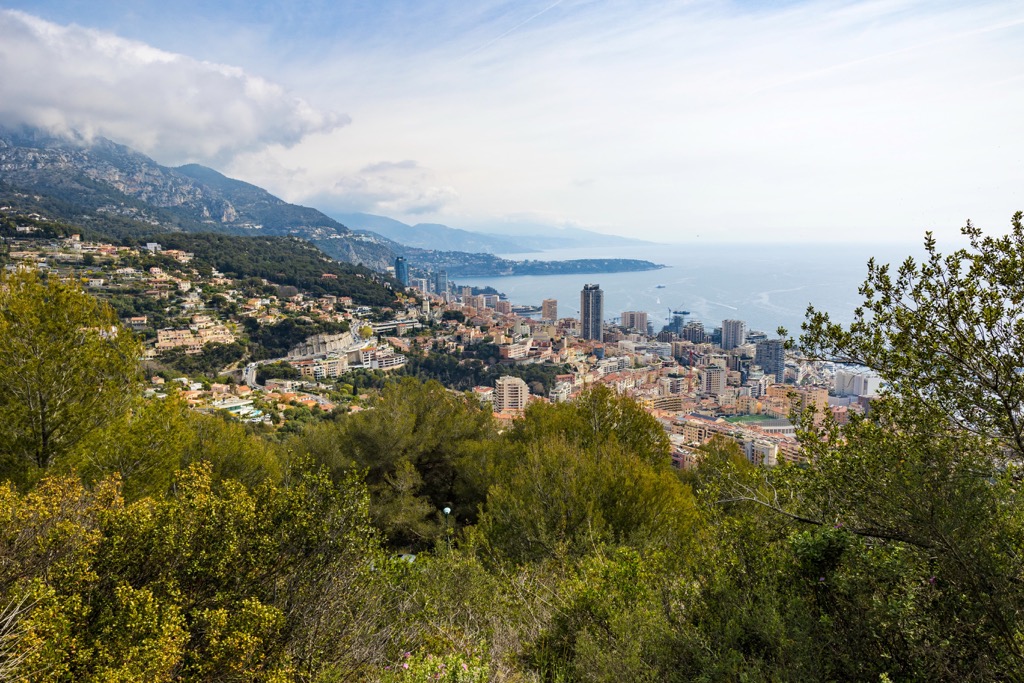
[288,378,497,550]
[802,210,1024,457]
[0,270,140,480]
[148,233,400,306]
[768,212,1024,677]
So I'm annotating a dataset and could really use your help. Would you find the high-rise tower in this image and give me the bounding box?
[394,257,409,286]
[721,319,748,350]
[755,338,786,383]
[580,284,604,341]
[433,270,448,297]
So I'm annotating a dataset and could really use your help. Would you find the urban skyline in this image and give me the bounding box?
[406,273,796,388]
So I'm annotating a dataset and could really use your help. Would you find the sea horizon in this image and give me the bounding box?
[453,241,930,337]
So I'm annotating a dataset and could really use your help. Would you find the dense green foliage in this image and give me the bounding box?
[157,342,248,378]
[0,463,389,681]
[0,271,141,479]
[331,350,569,397]
[147,233,399,306]
[400,349,569,395]
[257,361,302,384]
[103,289,175,331]
[286,378,497,549]
[782,211,1024,678]
[242,317,350,360]
[441,310,465,322]
[5,215,1024,681]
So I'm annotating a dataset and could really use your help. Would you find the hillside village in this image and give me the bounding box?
[1,206,880,469]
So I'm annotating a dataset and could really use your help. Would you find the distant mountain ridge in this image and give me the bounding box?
[333,211,652,253]
[335,212,537,254]
[469,219,655,250]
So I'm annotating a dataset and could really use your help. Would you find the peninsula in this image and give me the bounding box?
[397,250,666,278]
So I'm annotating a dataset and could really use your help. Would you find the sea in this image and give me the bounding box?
[454,242,927,336]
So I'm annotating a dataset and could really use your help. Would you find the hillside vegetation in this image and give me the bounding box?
[2,215,1024,681]
[145,233,399,306]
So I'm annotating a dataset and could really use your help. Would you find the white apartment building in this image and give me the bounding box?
[494,375,529,414]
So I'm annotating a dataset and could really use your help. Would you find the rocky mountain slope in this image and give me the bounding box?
[0,125,661,277]
[0,125,394,270]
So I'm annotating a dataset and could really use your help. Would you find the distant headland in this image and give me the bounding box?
[439,257,667,278]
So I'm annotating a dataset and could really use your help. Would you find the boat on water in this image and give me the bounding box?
[655,284,666,288]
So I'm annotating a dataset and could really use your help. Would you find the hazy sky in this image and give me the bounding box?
[1,1,1022,243]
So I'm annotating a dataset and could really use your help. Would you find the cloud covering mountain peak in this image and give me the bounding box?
[0,9,347,165]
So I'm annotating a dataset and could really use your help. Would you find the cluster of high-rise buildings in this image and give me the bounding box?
[391,267,882,466]
[394,256,450,299]
[569,285,782,388]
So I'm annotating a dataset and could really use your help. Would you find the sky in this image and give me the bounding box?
[0,0,1022,244]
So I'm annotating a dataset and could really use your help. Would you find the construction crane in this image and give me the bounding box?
[666,307,691,334]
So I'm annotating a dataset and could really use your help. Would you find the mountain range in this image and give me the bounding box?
[0,125,660,277]
[334,212,650,254]
[0,125,398,268]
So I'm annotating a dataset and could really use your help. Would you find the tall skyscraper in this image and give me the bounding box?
[621,311,648,332]
[580,284,604,341]
[541,298,558,321]
[394,257,409,286]
[755,338,786,383]
[722,319,748,350]
[433,270,448,296]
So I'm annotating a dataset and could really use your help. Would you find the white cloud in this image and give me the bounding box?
[322,159,459,216]
[3,2,1023,242]
[194,0,1020,241]
[0,9,347,165]
[360,160,421,174]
